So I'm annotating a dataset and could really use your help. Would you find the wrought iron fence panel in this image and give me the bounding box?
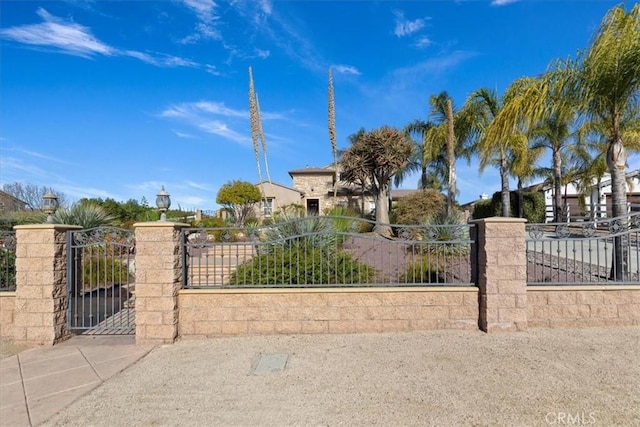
[182,216,476,288]
[67,226,136,334]
[0,231,16,291]
[526,211,640,285]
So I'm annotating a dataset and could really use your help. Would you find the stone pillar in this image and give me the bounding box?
[13,224,81,346]
[472,217,528,332]
[134,221,188,345]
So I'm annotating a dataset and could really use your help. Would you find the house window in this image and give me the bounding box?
[262,198,274,217]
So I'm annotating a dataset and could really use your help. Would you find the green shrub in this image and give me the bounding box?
[192,217,226,228]
[230,246,375,285]
[0,248,16,290]
[472,199,493,219]
[392,189,447,225]
[82,255,132,290]
[401,257,444,284]
[485,191,545,223]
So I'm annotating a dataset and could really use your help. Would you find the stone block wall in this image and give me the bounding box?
[0,293,16,339]
[134,222,187,345]
[178,288,479,338]
[473,218,528,332]
[11,224,80,345]
[527,286,640,327]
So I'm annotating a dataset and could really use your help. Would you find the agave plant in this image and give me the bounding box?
[421,211,471,256]
[53,203,117,229]
[263,212,337,252]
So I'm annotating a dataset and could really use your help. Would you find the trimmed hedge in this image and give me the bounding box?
[473,190,545,223]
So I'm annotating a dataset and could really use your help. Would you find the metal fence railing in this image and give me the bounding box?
[0,231,16,291]
[526,211,640,285]
[67,227,136,334]
[182,216,476,289]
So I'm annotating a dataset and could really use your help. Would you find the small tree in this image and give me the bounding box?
[393,189,446,225]
[216,180,261,226]
[340,126,413,236]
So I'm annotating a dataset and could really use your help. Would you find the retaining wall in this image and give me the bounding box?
[178,287,479,338]
[527,286,640,327]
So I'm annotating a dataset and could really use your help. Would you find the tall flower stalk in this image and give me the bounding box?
[256,93,271,183]
[328,68,338,198]
[248,66,264,186]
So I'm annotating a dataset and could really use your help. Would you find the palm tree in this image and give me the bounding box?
[529,109,576,222]
[581,5,640,217]
[427,92,477,213]
[508,143,545,218]
[401,120,442,190]
[467,84,533,217]
[577,4,640,279]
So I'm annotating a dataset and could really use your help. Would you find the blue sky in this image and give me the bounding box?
[1,0,637,211]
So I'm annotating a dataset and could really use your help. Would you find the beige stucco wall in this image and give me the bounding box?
[256,182,303,218]
[527,286,640,328]
[0,293,16,340]
[291,173,373,214]
[178,287,479,338]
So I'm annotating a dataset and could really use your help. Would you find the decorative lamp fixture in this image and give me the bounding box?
[156,186,171,221]
[42,190,59,224]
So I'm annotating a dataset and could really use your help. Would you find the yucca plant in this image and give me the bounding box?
[421,211,470,257]
[263,213,337,253]
[53,203,117,228]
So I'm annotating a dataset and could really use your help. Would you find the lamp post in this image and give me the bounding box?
[42,190,59,224]
[156,186,171,222]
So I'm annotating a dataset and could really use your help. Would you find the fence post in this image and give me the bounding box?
[134,221,188,345]
[13,224,81,346]
[471,217,528,332]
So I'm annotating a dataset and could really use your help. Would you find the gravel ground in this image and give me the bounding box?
[43,327,640,427]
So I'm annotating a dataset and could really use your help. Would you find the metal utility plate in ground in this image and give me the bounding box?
[252,353,289,375]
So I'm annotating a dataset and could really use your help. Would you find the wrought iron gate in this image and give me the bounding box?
[67,227,136,334]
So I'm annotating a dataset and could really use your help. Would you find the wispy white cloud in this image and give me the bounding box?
[490,0,519,6]
[183,0,217,23]
[1,8,218,72]
[332,65,361,76]
[393,11,428,38]
[179,0,221,44]
[160,102,250,145]
[186,180,212,191]
[160,100,287,145]
[255,49,270,59]
[258,0,272,16]
[172,130,197,139]
[0,7,112,57]
[162,101,246,119]
[415,36,432,48]
[0,156,50,179]
[390,50,478,86]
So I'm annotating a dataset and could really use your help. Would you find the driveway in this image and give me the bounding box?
[42,327,639,426]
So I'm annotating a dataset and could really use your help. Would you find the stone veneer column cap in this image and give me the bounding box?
[133,221,190,229]
[14,224,82,231]
[469,217,527,224]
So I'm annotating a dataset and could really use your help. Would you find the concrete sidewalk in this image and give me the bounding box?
[0,336,153,427]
